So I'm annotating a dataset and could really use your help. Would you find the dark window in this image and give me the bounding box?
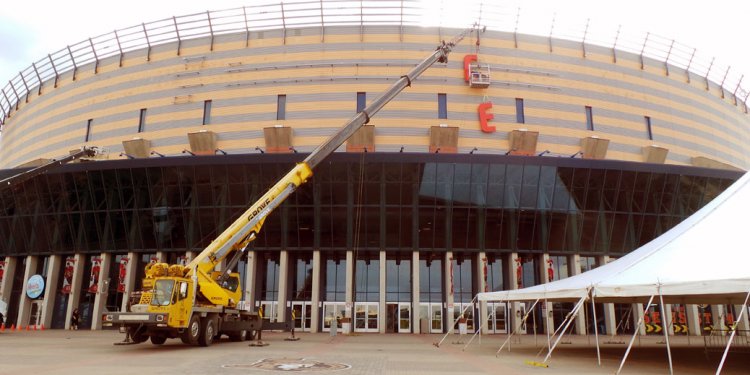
[585,106,594,131]
[357,92,366,113]
[438,93,447,119]
[202,100,212,125]
[85,119,93,142]
[645,116,653,140]
[276,95,286,120]
[138,108,147,133]
[515,98,525,124]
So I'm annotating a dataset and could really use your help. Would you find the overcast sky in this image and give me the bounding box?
[1,0,749,91]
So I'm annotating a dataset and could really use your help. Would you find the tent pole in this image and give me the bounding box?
[617,295,655,375]
[542,295,587,364]
[658,286,674,375]
[463,304,495,351]
[536,304,571,358]
[592,293,601,366]
[715,288,750,375]
[435,295,477,348]
[545,297,551,356]
[533,302,538,348]
[496,299,540,356]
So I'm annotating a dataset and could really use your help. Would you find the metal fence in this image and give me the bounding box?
[1,0,747,129]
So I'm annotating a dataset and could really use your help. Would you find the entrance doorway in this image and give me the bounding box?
[291,301,312,332]
[354,302,379,332]
[322,302,345,332]
[28,301,43,328]
[386,302,411,333]
[420,303,443,333]
[453,302,476,333]
[259,301,279,323]
[486,302,508,334]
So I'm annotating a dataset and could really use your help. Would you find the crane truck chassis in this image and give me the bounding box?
[103,25,479,346]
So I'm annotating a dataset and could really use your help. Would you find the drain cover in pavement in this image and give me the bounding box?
[224,358,350,372]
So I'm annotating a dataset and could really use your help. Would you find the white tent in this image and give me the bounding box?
[478,171,750,305]
[474,171,750,374]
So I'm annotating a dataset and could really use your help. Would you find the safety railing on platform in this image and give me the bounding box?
[703,329,750,357]
[1,0,747,129]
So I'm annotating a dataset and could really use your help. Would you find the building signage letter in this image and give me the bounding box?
[463,54,478,82]
[478,102,495,133]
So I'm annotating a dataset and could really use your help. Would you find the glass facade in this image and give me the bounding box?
[0,154,738,258]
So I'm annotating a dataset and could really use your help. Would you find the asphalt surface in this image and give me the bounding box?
[0,328,748,374]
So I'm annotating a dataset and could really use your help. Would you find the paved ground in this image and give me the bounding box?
[0,329,748,374]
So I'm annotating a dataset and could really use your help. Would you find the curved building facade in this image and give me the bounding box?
[0,3,748,335]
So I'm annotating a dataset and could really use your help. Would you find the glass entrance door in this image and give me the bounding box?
[322,302,345,332]
[453,303,476,334]
[259,301,279,323]
[487,302,508,334]
[291,301,312,332]
[420,303,443,333]
[398,302,411,333]
[354,302,379,333]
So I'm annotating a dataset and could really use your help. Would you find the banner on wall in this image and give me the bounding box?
[62,257,75,294]
[117,257,129,293]
[0,260,5,284]
[88,257,102,293]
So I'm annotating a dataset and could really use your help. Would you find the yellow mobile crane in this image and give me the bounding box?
[103,26,479,346]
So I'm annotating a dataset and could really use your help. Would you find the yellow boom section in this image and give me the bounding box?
[184,162,313,306]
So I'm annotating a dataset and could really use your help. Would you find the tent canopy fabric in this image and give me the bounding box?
[477,171,750,305]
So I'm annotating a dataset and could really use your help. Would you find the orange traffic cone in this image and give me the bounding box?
[10,324,15,331]
[25,325,30,331]
[33,324,37,331]
[40,324,45,331]
[1,323,5,332]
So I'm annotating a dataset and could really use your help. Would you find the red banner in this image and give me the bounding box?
[0,260,5,284]
[117,257,129,293]
[62,257,75,294]
[88,257,102,293]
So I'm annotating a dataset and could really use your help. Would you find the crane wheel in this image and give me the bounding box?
[150,335,167,345]
[181,314,200,345]
[198,317,216,347]
[229,329,248,342]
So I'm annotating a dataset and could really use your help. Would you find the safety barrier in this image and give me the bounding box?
[1,0,747,129]
[703,329,750,357]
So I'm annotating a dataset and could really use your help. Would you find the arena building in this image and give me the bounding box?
[0,1,748,337]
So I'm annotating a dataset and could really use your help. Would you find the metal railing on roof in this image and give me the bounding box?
[1,0,747,129]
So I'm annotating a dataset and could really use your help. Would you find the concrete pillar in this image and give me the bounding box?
[508,252,525,334]
[712,305,725,335]
[663,303,674,335]
[477,252,488,334]
[41,255,62,329]
[445,251,454,333]
[635,303,646,335]
[539,253,552,335]
[570,254,586,335]
[91,253,112,330]
[244,251,257,308]
[345,251,354,328]
[598,256,616,336]
[276,251,288,323]
[0,257,18,307]
[686,304,701,337]
[411,251,420,334]
[121,252,139,312]
[311,251,321,333]
[379,251,386,333]
[66,253,86,330]
[17,256,38,327]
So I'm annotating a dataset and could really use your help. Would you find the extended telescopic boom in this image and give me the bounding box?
[188,25,481,289]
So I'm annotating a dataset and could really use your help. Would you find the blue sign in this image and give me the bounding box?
[26,274,45,299]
